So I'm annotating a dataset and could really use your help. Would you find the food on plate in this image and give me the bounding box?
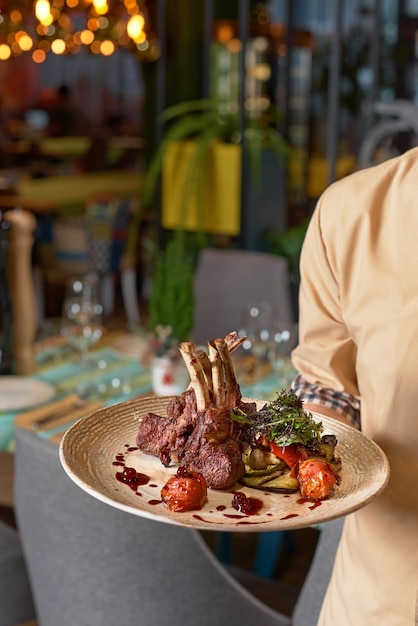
[135,332,341,505]
[161,466,207,512]
[297,459,337,500]
[234,390,341,499]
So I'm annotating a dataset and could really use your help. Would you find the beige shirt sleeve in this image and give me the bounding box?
[291,190,360,398]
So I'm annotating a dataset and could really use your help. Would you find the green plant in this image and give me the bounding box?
[147,234,195,344]
[141,98,290,219]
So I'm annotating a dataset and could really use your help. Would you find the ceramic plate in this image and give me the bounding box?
[109,333,150,360]
[0,376,55,412]
[60,396,390,532]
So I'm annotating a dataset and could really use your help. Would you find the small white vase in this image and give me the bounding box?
[151,355,188,396]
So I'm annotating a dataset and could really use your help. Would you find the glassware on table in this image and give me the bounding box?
[268,320,299,387]
[60,274,105,397]
[239,301,274,395]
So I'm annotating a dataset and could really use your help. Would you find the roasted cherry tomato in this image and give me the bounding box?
[161,467,207,512]
[261,437,309,468]
[297,459,337,500]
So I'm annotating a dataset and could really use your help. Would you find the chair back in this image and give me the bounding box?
[14,427,291,626]
[0,519,36,625]
[193,248,293,344]
[292,518,344,626]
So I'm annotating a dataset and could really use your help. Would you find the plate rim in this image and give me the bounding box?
[59,396,391,532]
[0,376,56,411]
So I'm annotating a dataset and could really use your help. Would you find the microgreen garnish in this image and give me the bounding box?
[232,389,323,447]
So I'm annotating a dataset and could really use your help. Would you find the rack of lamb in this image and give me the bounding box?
[136,332,256,489]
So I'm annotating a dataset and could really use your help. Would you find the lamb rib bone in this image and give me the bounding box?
[224,331,246,354]
[195,348,213,398]
[213,337,241,408]
[178,342,211,410]
[208,340,225,407]
[180,332,246,411]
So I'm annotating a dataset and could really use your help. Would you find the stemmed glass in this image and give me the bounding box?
[61,273,104,372]
[239,301,273,394]
[268,320,298,386]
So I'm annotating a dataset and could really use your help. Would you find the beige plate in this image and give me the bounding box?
[59,396,390,532]
[0,376,55,412]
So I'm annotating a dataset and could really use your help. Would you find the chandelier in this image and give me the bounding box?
[0,0,159,63]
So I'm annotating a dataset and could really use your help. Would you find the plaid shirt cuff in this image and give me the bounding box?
[290,373,361,430]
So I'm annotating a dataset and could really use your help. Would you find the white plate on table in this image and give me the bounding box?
[0,376,55,412]
[60,396,390,532]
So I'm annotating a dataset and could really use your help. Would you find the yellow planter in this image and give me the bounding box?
[161,140,241,236]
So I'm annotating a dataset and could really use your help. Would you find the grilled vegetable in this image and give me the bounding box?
[234,390,341,500]
[240,468,300,493]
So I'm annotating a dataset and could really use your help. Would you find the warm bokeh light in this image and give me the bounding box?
[80,29,95,44]
[90,40,102,54]
[0,44,11,60]
[216,24,234,44]
[35,0,53,25]
[51,38,66,54]
[0,0,158,61]
[127,14,144,41]
[32,48,47,63]
[92,0,109,15]
[10,10,23,25]
[17,34,34,52]
[100,39,115,55]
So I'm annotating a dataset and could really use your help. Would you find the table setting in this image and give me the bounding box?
[0,332,153,452]
[0,321,298,453]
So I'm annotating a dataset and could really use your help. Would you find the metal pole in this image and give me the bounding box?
[238,0,250,249]
[156,0,166,144]
[155,0,166,242]
[369,0,382,113]
[282,0,294,141]
[203,0,214,98]
[327,0,344,186]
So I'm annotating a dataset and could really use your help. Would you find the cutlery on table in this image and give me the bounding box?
[31,398,93,431]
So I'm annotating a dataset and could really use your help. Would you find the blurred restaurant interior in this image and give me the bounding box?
[0,0,416,624]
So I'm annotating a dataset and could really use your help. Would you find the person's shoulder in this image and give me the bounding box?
[317,147,418,219]
[329,146,418,193]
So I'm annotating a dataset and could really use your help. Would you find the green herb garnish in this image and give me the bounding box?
[232,389,323,448]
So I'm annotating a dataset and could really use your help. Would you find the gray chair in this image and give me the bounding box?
[0,519,36,626]
[14,426,343,626]
[193,247,294,344]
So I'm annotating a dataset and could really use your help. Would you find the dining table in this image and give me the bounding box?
[0,329,296,510]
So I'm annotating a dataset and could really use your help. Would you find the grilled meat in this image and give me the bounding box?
[136,332,249,489]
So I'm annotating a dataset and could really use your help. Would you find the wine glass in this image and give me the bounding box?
[268,320,298,387]
[239,301,273,394]
[61,273,103,368]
